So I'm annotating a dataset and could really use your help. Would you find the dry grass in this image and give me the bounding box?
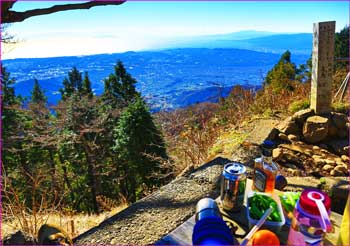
[155,83,311,177]
[1,204,128,240]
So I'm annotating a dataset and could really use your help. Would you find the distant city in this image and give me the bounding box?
[3,31,311,111]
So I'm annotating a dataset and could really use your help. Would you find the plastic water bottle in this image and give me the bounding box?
[192,198,235,245]
[287,189,332,246]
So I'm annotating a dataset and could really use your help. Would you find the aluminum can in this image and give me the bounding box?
[220,162,247,211]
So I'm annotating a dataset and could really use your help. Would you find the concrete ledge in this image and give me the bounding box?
[74,157,231,244]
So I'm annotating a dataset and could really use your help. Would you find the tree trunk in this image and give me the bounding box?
[48,149,58,202]
[58,154,75,204]
[82,141,99,214]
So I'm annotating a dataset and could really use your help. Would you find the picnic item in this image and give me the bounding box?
[192,198,235,245]
[220,162,247,211]
[250,229,280,246]
[279,192,301,225]
[195,197,221,222]
[337,194,349,245]
[247,192,285,233]
[241,207,273,246]
[275,174,288,191]
[252,140,278,193]
[288,189,331,246]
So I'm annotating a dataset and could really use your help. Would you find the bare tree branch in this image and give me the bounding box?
[2,1,126,24]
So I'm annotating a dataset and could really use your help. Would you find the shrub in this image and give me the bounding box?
[289,99,310,113]
[332,102,350,114]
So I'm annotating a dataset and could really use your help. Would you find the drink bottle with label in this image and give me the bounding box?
[252,140,278,193]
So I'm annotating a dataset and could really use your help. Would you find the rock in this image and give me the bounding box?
[334,165,348,174]
[335,159,345,166]
[292,169,302,176]
[327,139,348,155]
[287,168,301,176]
[3,231,35,245]
[322,164,333,172]
[303,116,329,143]
[324,159,336,166]
[276,117,300,135]
[313,156,324,167]
[331,112,348,129]
[331,179,350,213]
[305,149,313,156]
[330,169,344,177]
[110,238,118,244]
[313,146,320,151]
[292,108,315,125]
[278,133,290,142]
[327,122,339,138]
[284,152,301,163]
[341,155,350,163]
[272,148,283,161]
[267,128,279,140]
[288,134,299,141]
[280,143,313,157]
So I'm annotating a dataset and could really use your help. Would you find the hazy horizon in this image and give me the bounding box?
[2,1,348,59]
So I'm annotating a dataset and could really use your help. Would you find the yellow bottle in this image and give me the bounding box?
[337,194,350,245]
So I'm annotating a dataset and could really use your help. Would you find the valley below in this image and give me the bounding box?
[3,48,309,111]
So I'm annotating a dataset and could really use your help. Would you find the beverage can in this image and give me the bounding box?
[220,162,247,211]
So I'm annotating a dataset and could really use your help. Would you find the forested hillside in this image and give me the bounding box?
[2,61,171,224]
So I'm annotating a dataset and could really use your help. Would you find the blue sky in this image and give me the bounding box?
[2,1,349,59]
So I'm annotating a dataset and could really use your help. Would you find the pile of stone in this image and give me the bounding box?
[271,109,349,177]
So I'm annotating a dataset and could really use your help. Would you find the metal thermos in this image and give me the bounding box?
[220,162,247,211]
[192,198,235,245]
[195,197,221,222]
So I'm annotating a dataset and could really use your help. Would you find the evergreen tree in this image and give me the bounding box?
[2,65,19,106]
[296,56,312,83]
[59,67,83,99]
[82,72,93,97]
[1,66,23,141]
[335,26,349,69]
[265,50,296,92]
[30,78,47,104]
[113,97,167,202]
[102,60,140,108]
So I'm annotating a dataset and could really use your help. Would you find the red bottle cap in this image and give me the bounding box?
[299,189,331,215]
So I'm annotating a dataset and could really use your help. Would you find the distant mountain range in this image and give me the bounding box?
[3,31,312,111]
[158,31,312,55]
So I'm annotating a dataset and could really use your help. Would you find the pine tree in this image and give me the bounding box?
[265,50,296,92]
[102,60,140,107]
[2,65,19,106]
[113,97,167,202]
[31,78,47,104]
[1,66,23,140]
[335,26,349,69]
[59,67,83,99]
[82,72,93,97]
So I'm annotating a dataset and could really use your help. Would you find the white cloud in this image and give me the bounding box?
[2,35,169,59]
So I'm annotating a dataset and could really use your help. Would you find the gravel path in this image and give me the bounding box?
[74,157,231,245]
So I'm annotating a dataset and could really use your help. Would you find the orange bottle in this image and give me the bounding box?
[252,140,278,193]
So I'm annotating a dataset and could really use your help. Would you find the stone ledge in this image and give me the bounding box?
[74,157,231,244]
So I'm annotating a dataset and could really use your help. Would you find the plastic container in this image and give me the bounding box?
[287,189,331,246]
[279,192,301,226]
[246,191,285,233]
